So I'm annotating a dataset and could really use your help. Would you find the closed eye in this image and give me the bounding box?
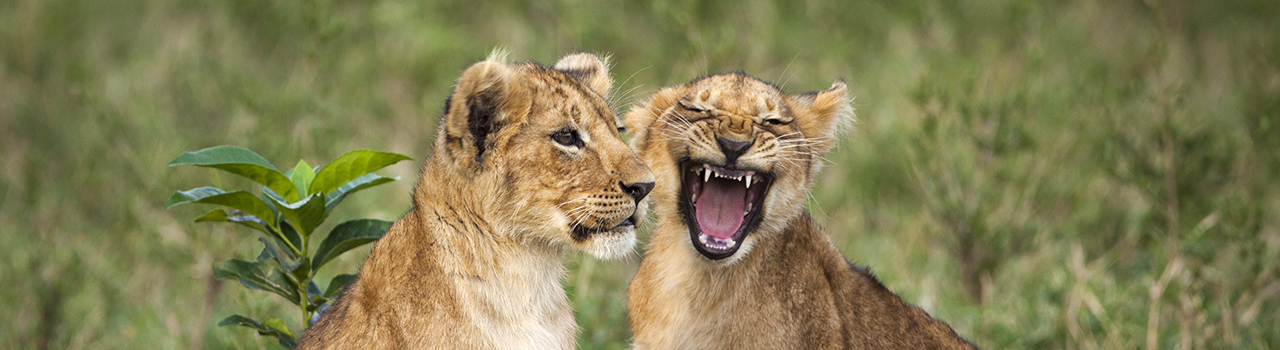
[763,118,791,126]
[677,101,708,113]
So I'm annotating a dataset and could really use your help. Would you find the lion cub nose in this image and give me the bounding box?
[621,181,655,203]
[717,136,752,164]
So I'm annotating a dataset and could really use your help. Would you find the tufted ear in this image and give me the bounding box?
[791,80,854,156]
[553,53,613,99]
[443,57,532,170]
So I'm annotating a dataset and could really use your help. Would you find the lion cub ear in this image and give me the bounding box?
[443,56,532,170]
[791,80,854,155]
[553,53,613,99]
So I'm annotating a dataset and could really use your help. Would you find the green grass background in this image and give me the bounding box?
[2,0,1278,348]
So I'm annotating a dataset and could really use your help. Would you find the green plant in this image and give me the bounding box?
[166,145,410,348]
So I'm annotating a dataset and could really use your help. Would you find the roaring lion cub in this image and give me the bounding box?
[624,73,976,349]
[296,53,654,349]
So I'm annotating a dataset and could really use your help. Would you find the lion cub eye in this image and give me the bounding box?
[551,129,584,148]
[763,118,791,126]
[678,101,708,113]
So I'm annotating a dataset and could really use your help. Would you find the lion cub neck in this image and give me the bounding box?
[411,152,570,278]
[302,158,576,350]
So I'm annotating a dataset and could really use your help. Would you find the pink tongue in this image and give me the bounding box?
[695,178,747,239]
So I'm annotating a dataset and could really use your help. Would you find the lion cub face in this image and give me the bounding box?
[438,53,654,259]
[626,73,851,262]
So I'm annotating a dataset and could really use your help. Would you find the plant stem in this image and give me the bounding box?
[302,234,312,328]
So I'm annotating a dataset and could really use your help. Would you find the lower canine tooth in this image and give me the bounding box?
[727,240,736,248]
[698,235,708,244]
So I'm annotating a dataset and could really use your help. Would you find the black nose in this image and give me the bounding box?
[621,181,655,203]
[717,136,752,164]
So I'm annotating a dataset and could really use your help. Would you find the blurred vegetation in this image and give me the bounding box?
[1,0,1276,349]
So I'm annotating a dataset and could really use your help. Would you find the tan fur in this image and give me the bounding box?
[625,73,976,349]
[296,52,654,350]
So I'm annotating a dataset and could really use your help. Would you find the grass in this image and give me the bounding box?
[2,0,1278,348]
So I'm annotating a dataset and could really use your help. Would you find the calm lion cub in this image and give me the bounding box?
[296,53,654,349]
[625,73,976,349]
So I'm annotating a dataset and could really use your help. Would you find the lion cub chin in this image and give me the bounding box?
[624,73,976,349]
[296,52,654,350]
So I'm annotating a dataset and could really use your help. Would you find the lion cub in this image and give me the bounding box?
[296,53,654,349]
[624,73,975,349]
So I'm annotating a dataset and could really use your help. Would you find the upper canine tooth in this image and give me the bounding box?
[746,175,752,187]
[704,169,711,182]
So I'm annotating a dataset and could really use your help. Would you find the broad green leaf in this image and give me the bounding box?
[277,333,298,349]
[313,219,393,269]
[277,222,303,258]
[168,187,275,228]
[194,208,230,222]
[310,150,410,196]
[220,314,297,349]
[324,273,358,298]
[190,207,299,256]
[213,256,300,303]
[306,281,326,312]
[265,188,327,236]
[168,145,300,201]
[308,280,323,298]
[290,255,311,282]
[262,317,294,339]
[218,314,269,331]
[325,173,399,213]
[257,238,300,274]
[194,209,271,235]
[262,317,297,349]
[290,159,316,196]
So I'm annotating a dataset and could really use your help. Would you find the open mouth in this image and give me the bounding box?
[681,162,772,259]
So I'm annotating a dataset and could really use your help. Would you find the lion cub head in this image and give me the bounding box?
[431,52,654,259]
[625,73,851,262]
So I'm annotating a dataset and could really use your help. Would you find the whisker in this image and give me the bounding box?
[776,144,817,151]
[612,66,651,102]
[657,117,692,133]
[556,197,589,209]
[774,131,805,139]
[777,50,803,90]
[610,83,648,110]
[652,135,693,143]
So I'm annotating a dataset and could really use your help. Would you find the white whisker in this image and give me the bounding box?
[556,197,589,209]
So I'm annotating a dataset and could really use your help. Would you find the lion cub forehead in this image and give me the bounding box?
[686,76,786,117]
[516,66,618,127]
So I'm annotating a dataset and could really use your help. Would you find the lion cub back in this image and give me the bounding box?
[778,215,976,349]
